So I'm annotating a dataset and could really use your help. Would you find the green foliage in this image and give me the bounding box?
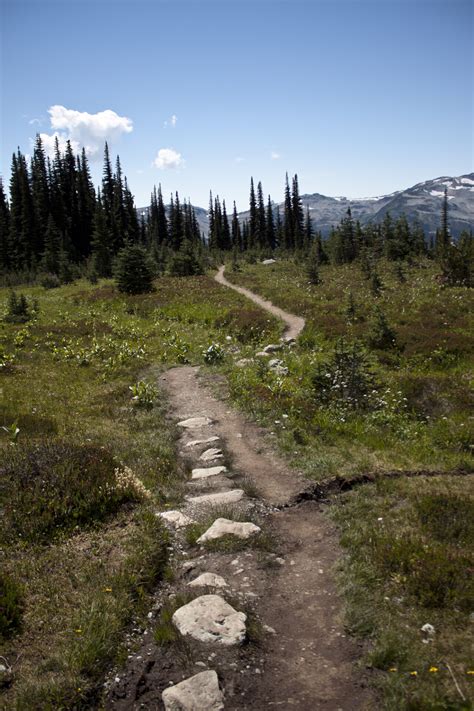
[203,342,225,363]
[0,572,24,639]
[114,242,154,294]
[1,421,20,443]
[4,290,37,323]
[167,239,203,277]
[129,380,158,408]
[370,270,384,296]
[415,493,474,544]
[312,339,378,411]
[367,306,397,350]
[40,273,61,289]
[0,441,148,542]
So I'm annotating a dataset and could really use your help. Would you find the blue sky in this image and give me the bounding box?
[1,0,472,209]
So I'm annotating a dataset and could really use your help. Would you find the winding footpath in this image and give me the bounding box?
[215,265,305,342]
[105,266,374,710]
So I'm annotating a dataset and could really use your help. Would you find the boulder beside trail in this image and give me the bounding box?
[158,511,193,528]
[199,448,224,462]
[172,594,246,646]
[188,572,228,589]
[162,670,224,711]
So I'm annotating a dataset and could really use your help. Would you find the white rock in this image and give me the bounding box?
[255,351,270,358]
[197,518,261,544]
[236,358,252,367]
[162,670,224,711]
[421,623,435,637]
[185,436,220,448]
[172,594,246,646]
[178,417,214,429]
[263,343,282,353]
[261,258,276,265]
[191,466,227,480]
[199,448,223,462]
[187,489,245,506]
[272,365,289,376]
[158,511,193,528]
[188,573,228,589]
[268,358,282,367]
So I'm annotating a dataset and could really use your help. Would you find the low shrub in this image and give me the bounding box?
[0,572,24,639]
[4,290,37,323]
[0,441,149,542]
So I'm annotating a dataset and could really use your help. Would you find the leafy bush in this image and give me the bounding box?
[114,243,154,294]
[129,380,158,408]
[0,572,24,639]
[312,339,378,410]
[0,441,149,542]
[203,343,225,364]
[40,273,61,289]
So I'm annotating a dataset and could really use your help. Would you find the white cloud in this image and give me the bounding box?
[271,151,281,160]
[235,156,245,163]
[36,105,133,160]
[29,118,43,126]
[154,147,184,170]
[164,114,178,128]
[38,131,80,157]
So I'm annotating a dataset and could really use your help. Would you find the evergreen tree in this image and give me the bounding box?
[291,174,304,250]
[304,206,313,249]
[0,179,11,271]
[368,306,397,350]
[31,134,50,258]
[221,200,231,250]
[256,181,267,248]
[231,201,241,251]
[249,178,258,248]
[91,194,113,277]
[76,148,96,257]
[266,196,275,250]
[168,239,203,276]
[42,214,62,274]
[283,173,293,250]
[436,188,450,257]
[114,242,154,294]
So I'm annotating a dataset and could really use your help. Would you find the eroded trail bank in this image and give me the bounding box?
[105,366,374,710]
[215,265,305,342]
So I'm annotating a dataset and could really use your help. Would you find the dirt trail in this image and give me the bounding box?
[215,265,305,341]
[105,276,374,710]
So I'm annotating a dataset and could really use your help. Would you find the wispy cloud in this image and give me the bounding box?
[235,156,245,163]
[154,147,184,169]
[35,105,133,160]
[28,118,43,126]
[164,114,178,128]
[271,151,281,160]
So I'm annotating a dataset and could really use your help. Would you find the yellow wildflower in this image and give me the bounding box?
[388,668,397,672]
[467,670,474,675]
[104,587,112,593]
[429,667,439,673]
[74,628,82,634]
[410,671,418,677]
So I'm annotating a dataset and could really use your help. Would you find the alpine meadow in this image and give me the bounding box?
[1,1,473,710]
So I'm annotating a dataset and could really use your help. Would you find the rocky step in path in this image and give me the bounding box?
[104,267,374,710]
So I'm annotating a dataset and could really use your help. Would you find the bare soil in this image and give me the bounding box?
[105,270,375,710]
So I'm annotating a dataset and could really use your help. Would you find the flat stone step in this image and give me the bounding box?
[191,466,228,480]
[178,416,214,429]
[185,436,220,448]
[172,594,246,646]
[162,670,224,711]
[199,447,224,462]
[187,489,244,506]
[197,518,261,543]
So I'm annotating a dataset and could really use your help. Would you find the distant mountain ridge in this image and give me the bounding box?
[138,173,474,238]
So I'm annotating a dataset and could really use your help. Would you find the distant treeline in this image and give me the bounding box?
[0,137,472,285]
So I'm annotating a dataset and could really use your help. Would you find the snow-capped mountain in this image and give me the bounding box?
[137,173,474,238]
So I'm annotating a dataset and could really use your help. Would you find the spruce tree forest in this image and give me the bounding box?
[1,135,472,290]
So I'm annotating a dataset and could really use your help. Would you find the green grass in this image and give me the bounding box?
[0,274,280,710]
[224,257,474,708]
[224,258,474,477]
